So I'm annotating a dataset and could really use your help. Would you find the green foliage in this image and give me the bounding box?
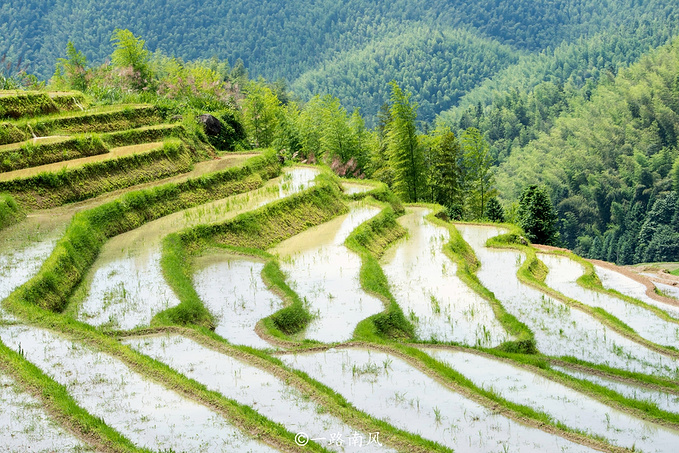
[203,110,248,151]
[461,128,495,219]
[110,29,152,89]
[101,123,184,147]
[241,82,281,148]
[492,39,679,261]
[0,193,23,230]
[292,26,521,124]
[53,41,88,91]
[0,122,28,145]
[485,197,505,222]
[426,127,462,211]
[20,104,162,136]
[386,82,425,202]
[186,177,348,250]
[517,184,559,245]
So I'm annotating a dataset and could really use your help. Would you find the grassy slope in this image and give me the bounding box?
[0,193,23,231]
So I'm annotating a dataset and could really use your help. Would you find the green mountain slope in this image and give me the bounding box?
[291,25,522,123]
[493,38,679,263]
[2,0,679,124]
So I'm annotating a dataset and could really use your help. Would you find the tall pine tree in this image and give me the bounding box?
[386,81,425,202]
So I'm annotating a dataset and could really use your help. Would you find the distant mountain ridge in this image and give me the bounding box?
[2,0,679,123]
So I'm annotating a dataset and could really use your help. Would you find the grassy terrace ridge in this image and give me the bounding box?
[487,231,679,360]
[348,195,414,342]
[9,104,162,137]
[0,123,184,172]
[3,150,280,313]
[0,141,164,181]
[0,139,197,209]
[0,90,86,120]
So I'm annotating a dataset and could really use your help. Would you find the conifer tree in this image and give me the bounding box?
[53,42,88,91]
[429,127,462,209]
[462,127,495,219]
[485,197,505,222]
[387,81,425,202]
[517,184,559,245]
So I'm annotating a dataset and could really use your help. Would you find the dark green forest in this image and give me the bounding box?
[3,0,679,122]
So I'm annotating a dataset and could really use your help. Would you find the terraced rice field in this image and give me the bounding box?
[2,92,679,452]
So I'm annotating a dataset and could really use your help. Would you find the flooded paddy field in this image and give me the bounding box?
[381,209,509,346]
[125,334,394,452]
[279,347,596,453]
[0,325,276,452]
[553,365,679,415]
[425,348,679,452]
[194,255,281,349]
[456,224,679,378]
[271,204,385,343]
[73,167,318,330]
[0,374,92,452]
[595,265,679,318]
[540,253,679,348]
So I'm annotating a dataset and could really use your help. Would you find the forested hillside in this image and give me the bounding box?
[493,40,679,263]
[3,0,679,123]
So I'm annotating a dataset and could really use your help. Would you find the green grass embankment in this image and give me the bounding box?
[0,123,27,145]
[17,105,161,136]
[0,91,86,120]
[0,134,109,172]
[3,150,280,313]
[156,174,349,337]
[0,193,23,231]
[348,202,414,342]
[0,139,206,209]
[0,124,184,173]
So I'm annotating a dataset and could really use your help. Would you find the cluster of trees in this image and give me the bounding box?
[49,30,524,229]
